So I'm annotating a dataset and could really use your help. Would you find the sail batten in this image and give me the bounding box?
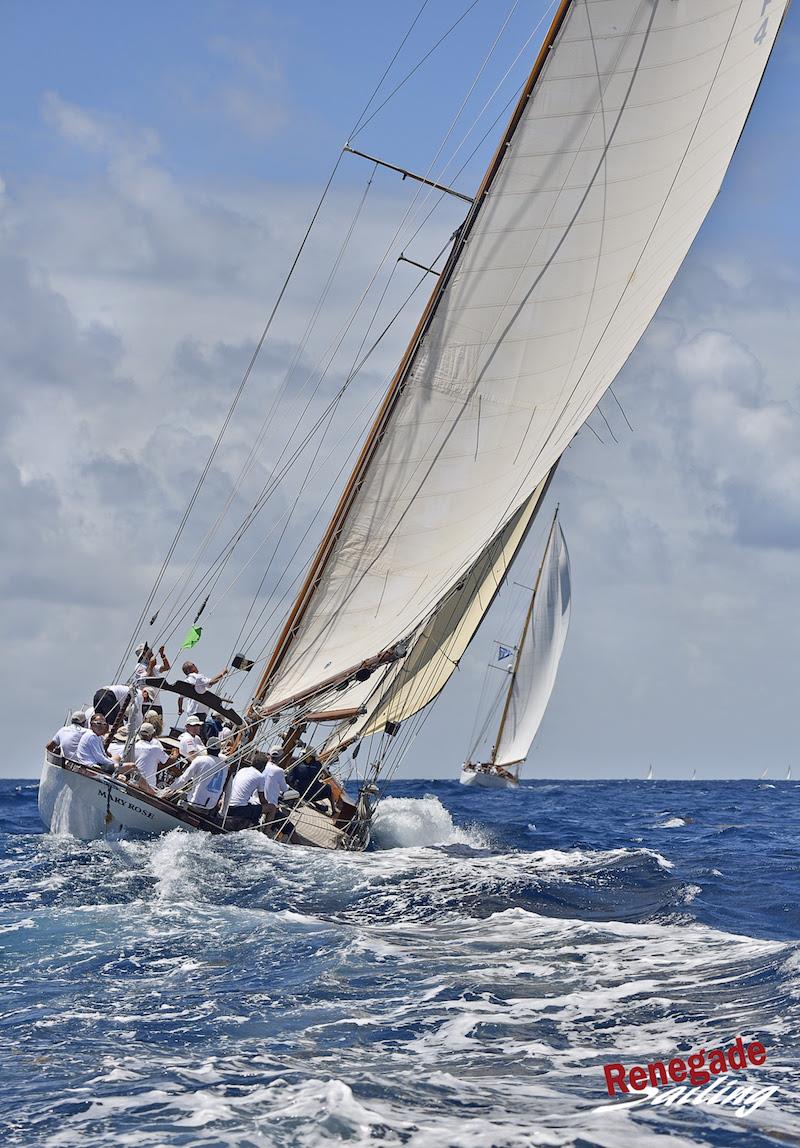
[254,0,788,713]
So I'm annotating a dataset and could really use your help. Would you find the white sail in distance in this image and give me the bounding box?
[494,519,571,767]
[258,0,789,712]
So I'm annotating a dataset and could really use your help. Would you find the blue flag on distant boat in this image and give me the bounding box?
[497,645,513,662]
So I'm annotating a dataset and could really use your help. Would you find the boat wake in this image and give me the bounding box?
[371,794,490,850]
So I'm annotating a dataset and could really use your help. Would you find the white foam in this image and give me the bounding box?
[371,795,489,850]
[657,817,687,828]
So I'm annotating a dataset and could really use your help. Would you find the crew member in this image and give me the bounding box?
[74,715,121,775]
[226,759,271,828]
[143,708,164,736]
[285,754,336,812]
[89,683,132,725]
[178,715,205,761]
[133,642,171,680]
[177,661,229,726]
[118,722,174,795]
[159,737,227,818]
[261,745,290,828]
[47,712,87,759]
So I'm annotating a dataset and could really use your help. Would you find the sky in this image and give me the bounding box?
[3,1,800,780]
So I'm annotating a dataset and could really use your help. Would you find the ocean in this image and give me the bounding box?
[1,777,798,1147]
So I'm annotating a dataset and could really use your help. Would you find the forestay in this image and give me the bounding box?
[494,519,571,767]
[262,0,788,710]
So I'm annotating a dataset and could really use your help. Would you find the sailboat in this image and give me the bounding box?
[690,768,696,782]
[461,511,570,789]
[646,764,654,782]
[759,768,769,781]
[38,2,790,845]
[787,765,793,783]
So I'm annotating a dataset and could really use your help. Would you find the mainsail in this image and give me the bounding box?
[253,0,789,716]
[493,516,571,767]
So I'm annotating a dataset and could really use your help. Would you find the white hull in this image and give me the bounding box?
[38,755,361,848]
[459,766,517,790]
[38,756,215,839]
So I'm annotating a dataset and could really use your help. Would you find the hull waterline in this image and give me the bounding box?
[38,754,361,849]
[459,767,517,790]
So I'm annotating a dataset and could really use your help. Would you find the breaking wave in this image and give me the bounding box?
[371,794,490,849]
[1,777,799,1146]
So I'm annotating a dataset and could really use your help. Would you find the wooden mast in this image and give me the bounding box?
[251,0,574,710]
[490,509,559,767]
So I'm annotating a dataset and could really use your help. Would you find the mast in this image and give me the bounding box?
[491,509,559,767]
[251,0,574,711]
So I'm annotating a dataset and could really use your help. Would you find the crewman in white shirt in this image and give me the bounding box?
[118,722,174,795]
[226,746,289,831]
[177,660,229,726]
[47,712,87,759]
[226,761,269,828]
[74,715,121,774]
[262,745,290,823]
[178,715,206,761]
[160,738,227,817]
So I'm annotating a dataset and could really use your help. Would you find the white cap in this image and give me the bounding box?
[185,715,203,727]
[139,722,155,737]
[268,744,283,757]
[71,711,87,725]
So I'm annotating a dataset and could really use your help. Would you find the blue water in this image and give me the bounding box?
[1,778,799,1147]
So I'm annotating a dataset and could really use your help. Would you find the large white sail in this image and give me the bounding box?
[259,0,788,710]
[494,520,570,767]
[323,472,554,754]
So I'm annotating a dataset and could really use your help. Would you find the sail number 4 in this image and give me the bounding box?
[754,0,774,45]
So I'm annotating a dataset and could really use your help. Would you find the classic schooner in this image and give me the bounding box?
[461,510,571,789]
[39,1,790,845]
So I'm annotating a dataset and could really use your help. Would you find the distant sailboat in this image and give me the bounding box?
[759,768,768,781]
[461,511,570,789]
[787,765,793,783]
[690,768,696,782]
[646,764,654,782]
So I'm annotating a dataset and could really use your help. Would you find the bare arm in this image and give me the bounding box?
[209,667,229,686]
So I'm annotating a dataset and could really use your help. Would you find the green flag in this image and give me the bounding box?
[180,625,202,650]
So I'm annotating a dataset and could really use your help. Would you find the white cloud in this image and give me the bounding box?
[4,85,800,780]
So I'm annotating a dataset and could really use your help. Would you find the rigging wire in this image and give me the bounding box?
[114,153,345,682]
[150,164,381,644]
[144,0,532,670]
[112,0,462,680]
[351,0,483,140]
[154,252,441,657]
[252,0,530,700]
[349,0,432,138]
[144,162,382,643]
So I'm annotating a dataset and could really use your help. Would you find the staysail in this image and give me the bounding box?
[322,469,556,755]
[493,517,570,767]
[254,0,789,715]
